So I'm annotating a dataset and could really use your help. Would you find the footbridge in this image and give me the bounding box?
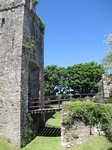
[29,93,97,114]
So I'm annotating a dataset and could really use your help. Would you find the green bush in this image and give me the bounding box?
[104,98,112,104]
[62,101,112,141]
[92,94,100,103]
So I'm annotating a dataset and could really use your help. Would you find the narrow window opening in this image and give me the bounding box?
[12,38,14,47]
[1,18,5,28]
[36,29,38,39]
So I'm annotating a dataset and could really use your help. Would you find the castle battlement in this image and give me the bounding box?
[0,0,44,34]
[0,0,25,10]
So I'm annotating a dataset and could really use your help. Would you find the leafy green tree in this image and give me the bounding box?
[55,67,68,95]
[44,62,104,97]
[44,65,68,96]
[67,62,104,94]
[102,33,112,72]
[44,65,58,96]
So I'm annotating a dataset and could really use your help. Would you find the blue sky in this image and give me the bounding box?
[36,0,112,68]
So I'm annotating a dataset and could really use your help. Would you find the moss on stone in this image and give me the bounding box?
[38,17,45,33]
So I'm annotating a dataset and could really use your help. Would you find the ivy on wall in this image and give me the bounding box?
[33,0,38,5]
[21,113,36,147]
[38,16,45,33]
[62,101,112,141]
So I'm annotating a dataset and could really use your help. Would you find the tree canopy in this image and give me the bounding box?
[44,65,68,96]
[102,33,112,72]
[44,62,104,96]
[68,62,104,94]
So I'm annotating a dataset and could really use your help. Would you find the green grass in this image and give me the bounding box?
[22,136,112,150]
[69,136,112,150]
[45,111,61,127]
[0,112,112,150]
[1,136,112,150]
[0,139,19,150]
[22,137,62,150]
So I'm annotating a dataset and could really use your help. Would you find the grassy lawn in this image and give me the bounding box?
[1,135,112,150]
[0,139,19,150]
[45,111,61,127]
[22,137,62,150]
[22,136,112,150]
[0,112,112,150]
[69,136,112,150]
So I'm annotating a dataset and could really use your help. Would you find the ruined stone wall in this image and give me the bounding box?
[0,3,24,147]
[100,74,112,98]
[61,107,104,148]
[61,120,104,148]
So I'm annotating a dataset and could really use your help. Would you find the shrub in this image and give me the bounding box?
[62,101,112,141]
[104,98,112,104]
[92,94,100,103]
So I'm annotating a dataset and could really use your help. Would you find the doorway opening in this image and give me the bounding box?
[28,61,40,110]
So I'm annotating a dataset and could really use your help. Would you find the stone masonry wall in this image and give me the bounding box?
[0,0,25,6]
[0,0,45,148]
[20,4,45,147]
[99,74,112,99]
[0,3,24,147]
[61,106,104,148]
[102,74,112,98]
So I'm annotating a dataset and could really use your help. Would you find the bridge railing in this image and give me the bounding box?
[44,99,70,109]
[29,93,112,113]
[29,93,99,111]
[29,98,70,110]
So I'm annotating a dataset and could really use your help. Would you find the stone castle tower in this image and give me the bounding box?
[0,0,45,148]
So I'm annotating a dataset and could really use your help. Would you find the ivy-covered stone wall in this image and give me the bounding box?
[61,101,112,148]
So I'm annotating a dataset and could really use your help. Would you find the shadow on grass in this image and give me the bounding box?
[45,112,55,122]
[107,148,112,150]
[38,126,61,137]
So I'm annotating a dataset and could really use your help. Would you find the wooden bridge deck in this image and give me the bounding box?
[29,108,62,114]
[29,98,70,114]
